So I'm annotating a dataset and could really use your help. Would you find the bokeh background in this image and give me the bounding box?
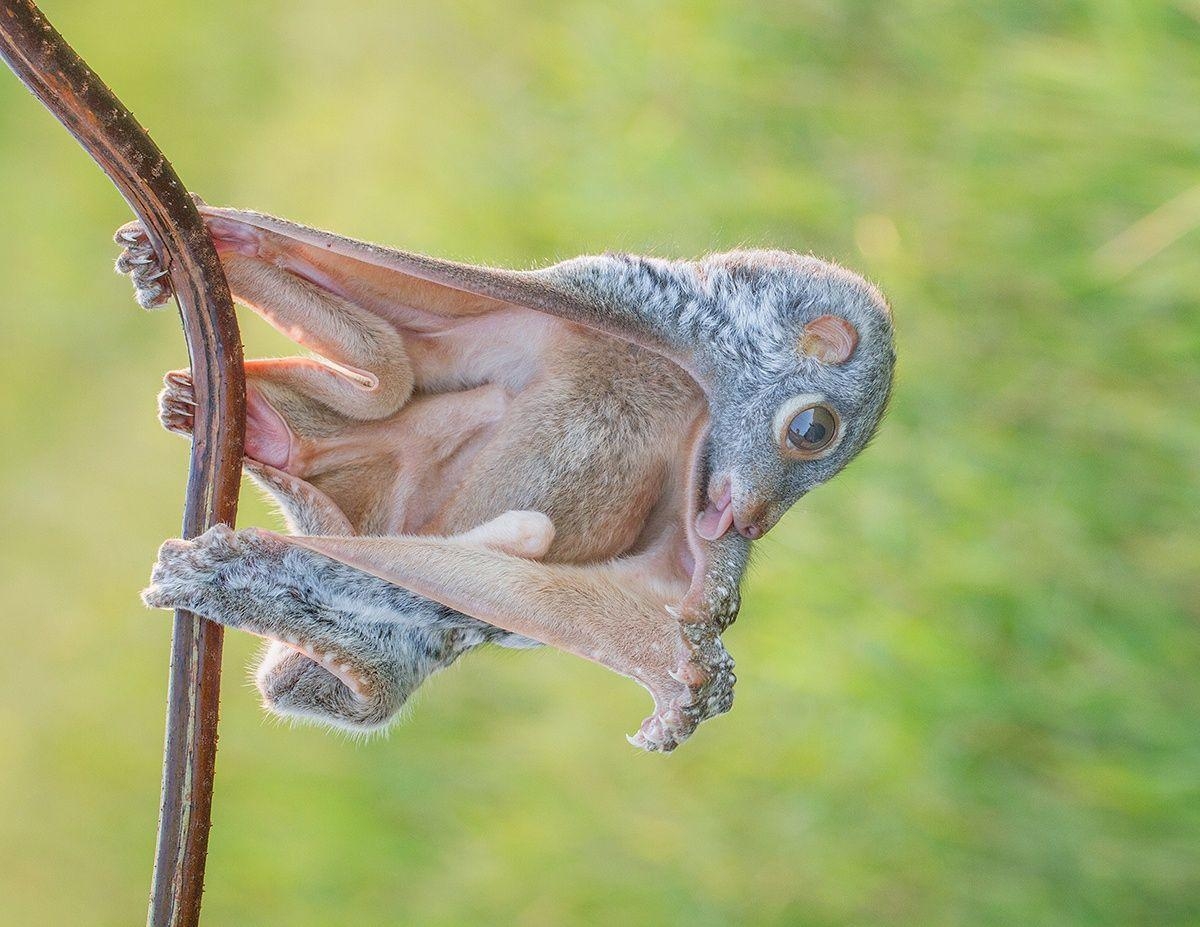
[1,2,1196,924]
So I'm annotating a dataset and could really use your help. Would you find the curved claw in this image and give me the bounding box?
[113,219,173,309]
[627,623,735,752]
[157,368,196,436]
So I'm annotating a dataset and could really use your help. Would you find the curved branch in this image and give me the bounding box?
[0,3,246,925]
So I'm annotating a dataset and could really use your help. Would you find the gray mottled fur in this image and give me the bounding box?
[145,525,524,731]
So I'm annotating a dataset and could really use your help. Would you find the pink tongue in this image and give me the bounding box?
[696,498,735,541]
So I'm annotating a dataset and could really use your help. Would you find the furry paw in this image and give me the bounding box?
[157,369,196,436]
[114,221,171,309]
[142,524,243,611]
[257,645,394,732]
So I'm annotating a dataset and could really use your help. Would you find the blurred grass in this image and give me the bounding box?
[0,1,1197,925]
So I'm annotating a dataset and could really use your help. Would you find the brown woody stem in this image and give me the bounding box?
[0,2,246,925]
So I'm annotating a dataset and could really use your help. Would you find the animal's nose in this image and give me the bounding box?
[733,499,770,539]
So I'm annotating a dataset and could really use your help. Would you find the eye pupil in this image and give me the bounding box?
[786,405,837,455]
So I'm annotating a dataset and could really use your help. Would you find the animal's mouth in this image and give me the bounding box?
[694,476,734,542]
[678,395,757,595]
[693,470,769,544]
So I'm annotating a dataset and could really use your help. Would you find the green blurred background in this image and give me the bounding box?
[1,2,1196,924]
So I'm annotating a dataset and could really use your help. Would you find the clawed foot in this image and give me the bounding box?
[158,369,196,436]
[142,524,285,614]
[113,196,225,308]
[142,523,240,612]
[628,622,736,753]
[114,221,171,309]
[155,365,299,469]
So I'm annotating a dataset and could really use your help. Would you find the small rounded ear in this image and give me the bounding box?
[799,314,859,365]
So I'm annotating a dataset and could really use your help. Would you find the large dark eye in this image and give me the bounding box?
[786,405,838,455]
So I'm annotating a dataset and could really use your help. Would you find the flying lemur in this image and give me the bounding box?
[115,203,895,752]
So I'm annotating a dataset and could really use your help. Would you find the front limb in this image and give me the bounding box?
[289,533,734,751]
[146,514,734,751]
[291,528,735,751]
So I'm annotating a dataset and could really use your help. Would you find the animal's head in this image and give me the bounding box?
[540,247,894,543]
[682,250,895,541]
[545,248,894,543]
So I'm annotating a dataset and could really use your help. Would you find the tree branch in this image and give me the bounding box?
[0,2,246,925]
